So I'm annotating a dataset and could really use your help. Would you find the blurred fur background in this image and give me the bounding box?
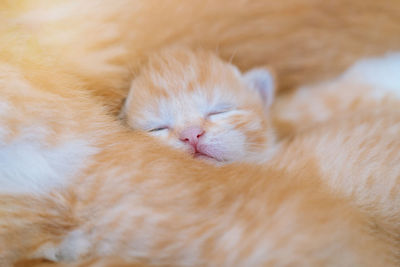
[2,0,400,110]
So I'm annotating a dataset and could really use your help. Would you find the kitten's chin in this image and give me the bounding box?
[182,143,225,163]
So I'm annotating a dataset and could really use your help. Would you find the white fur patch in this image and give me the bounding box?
[343,52,400,97]
[55,229,91,261]
[0,138,97,195]
[32,229,91,262]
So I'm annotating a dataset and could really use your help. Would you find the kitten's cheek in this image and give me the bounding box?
[148,130,169,138]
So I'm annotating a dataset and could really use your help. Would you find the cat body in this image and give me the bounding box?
[121,47,400,244]
[272,53,400,239]
[3,0,400,111]
[1,48,399,266]
[273,53,400,138]
[6,120,397,267]
[1,1,400,265]
[121,48,400,228]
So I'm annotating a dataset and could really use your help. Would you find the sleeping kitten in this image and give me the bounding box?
[2,3,400,265]
[1,45,399,266]
[120,48,276,163]
[121,49,400,166]
[118,48,400,244]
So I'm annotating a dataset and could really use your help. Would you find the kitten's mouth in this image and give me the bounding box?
[193,146,222,162]
[194,152,218,162]
[194,151,213,159]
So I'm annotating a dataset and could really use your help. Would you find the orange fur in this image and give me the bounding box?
[120,48,400,253]
[122,47,400,231]
[1,1,400,266]
[273,71,400,139]
[0,47,399,266]
[121,47,275,163]
[2,0,400,113]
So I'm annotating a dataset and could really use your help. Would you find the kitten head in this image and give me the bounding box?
[121,48,275,163]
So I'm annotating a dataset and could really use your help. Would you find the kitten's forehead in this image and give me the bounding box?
[145,50,243,94]
[128,49,245,101]
[125,48,263,128]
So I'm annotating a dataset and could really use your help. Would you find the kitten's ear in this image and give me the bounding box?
[243,68,275,108]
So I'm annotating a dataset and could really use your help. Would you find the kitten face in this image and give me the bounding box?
[121,48,275,163]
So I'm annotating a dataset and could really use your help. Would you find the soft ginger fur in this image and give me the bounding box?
[2,34,400,267]
[121,48,276,163]
[1,0,400,266]
[3,0,400,112]
[120,49,400,239]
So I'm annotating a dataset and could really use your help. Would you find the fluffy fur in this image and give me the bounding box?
[3,0,400,113]
[121,48,276,163]
[120,48,400,240]
[1,0,400,266]
[273,52,400,138]
[1,41,399,267]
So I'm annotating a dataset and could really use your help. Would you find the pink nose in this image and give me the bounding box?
[179,126,205,147]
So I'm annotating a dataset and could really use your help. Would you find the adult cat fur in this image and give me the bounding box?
[2,0,400,113]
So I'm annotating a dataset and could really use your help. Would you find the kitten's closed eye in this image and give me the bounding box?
[207,110,229,117]
[149,126,169,132]
[207,104,234,117]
